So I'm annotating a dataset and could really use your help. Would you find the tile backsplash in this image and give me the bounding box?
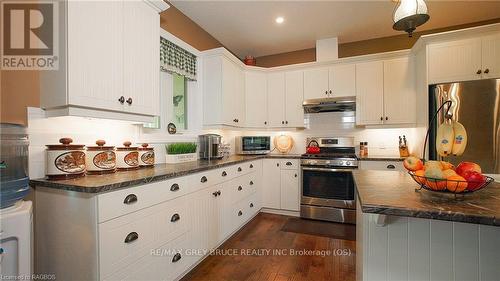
[27,108,425,179]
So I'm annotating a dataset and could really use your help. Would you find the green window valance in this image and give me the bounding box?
[160,37,197,81]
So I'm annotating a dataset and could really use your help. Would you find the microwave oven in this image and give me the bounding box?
[235,136,271,155]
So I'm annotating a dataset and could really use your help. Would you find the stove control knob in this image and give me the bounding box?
[346,161,351,166]
[338,161,344,166]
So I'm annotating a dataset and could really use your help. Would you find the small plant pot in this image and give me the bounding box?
[165,153,198,164]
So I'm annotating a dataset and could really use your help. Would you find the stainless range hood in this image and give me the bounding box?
[303,97,356,113]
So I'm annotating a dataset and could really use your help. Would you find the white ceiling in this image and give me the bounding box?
[171,0,500,58]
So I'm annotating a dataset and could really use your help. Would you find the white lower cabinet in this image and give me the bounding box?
[262,159,300,211]
[35,160,264,281]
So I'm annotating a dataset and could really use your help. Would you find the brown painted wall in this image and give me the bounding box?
[160,4,223,51]
[0,71,40,125]
[256,18,500,67]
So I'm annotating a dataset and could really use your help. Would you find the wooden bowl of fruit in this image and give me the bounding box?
[404,156,494,194]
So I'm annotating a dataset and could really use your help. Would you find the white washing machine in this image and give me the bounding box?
[0,200,33,279]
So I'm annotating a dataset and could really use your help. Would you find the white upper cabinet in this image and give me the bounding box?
[304,64,356,100]
[245,71,268,128]
[203,55,245,127]
[304,67,329,100]
[428,38,482,84]
[284,70,305,127]
[356,57,416,126]
[40,0,163,122]
[481,33,500,79]
[428,32,500,84]
[356,61,385,125]
[122,1,160,116]
[329,63,356,97]
[383,57,416,124]
[267,72,286,127]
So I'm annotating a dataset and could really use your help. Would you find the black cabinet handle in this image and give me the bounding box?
[238,186,243,191]
[222,171,227,177]
[201,176,207,183]
[285,121,288,124]
[250,164,254,168]
[170,213,180,222]
[250,203,254,208]
[380,116,383,121]
[264,121,267,125]
[387,164,396,169]
[123,194,137,205]
[172,253,182,263]
[238,167,242,172]
[212,191,218,197]
[477,69,482,75]
[126,97,132,105]
[238,210,243,216]
[385,117,388,120]
[329,90,332,95]
[217,190,221,196]
[281,121,285,124]
[294,174,297,178]
[286,161,292,166]
[124,232,138,243]
[277,163,279,167]
[485,68,490,74]
[233,118,239,123]
[249,181,254,185]
[325,90,328,95]
[170,183,179,192]
[118,96,125,104]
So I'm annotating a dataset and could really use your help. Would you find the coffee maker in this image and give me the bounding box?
[198,134,224,160]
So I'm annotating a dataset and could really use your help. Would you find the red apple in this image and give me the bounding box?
[463,171,486,191]
[455,162,482,177]
[403,156,424,171]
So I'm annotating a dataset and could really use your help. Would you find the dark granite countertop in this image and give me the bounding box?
[354,170,500,226]
[357,155,405,161]
[30,154,300,193]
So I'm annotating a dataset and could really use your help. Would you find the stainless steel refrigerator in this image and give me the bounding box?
[429,79,500,173]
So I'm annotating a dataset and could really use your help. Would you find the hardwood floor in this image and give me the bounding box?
[181,213,356,281]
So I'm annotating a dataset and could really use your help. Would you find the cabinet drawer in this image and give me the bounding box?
[98,177,188,223]
[359,160,404,171]
[186,169,221,191]
[280,159,299,170]
[102,233,194,281]
[157,197,190,243]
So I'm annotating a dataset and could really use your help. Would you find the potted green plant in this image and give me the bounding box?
[165,142,197,163]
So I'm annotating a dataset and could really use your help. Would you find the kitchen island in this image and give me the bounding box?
[354,170,500,281]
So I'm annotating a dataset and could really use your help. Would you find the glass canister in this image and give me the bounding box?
[46,138,86,180]
[86,140,116,174]
[0,123,30,208]
[138,143,155,167]
[116,141,139,170]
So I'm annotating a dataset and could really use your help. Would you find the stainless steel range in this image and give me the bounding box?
[300,137,357,224]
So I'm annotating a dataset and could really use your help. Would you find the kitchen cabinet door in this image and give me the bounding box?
[267,72,286,127]
[245,71,268,127]
[122,1,160,116]
[428,38,482,84]
[329,63,356,97]
[67,0,124,112]
[285,70,304,127]
[280,170,300,211]
[221,58,245,126]
[383,57,416,125]
[303,67,329,100]
[262,160,281,209]
[481,33,500,79]
[356,61,384,125]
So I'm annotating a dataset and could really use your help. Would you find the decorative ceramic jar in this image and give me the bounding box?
[116,141,139,170]
[86,140,116,174]
[46,138,86,180]
[138,143,155,167]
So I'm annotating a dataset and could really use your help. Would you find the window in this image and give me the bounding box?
[172,73,187,130]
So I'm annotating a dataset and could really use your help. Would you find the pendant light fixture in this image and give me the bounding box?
[392,0,430,37]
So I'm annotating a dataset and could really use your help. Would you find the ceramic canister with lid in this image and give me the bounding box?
[138,143,155,167]
[116,141,139,170]
[86,140,116,174]
[46,138,86,180]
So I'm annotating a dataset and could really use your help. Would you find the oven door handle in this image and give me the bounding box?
[301,167,355,172]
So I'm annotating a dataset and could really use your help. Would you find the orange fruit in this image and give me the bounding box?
[426,178,447,191]
[443,169,457,179]
[414,170,426,185]
[446,175,468,193]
